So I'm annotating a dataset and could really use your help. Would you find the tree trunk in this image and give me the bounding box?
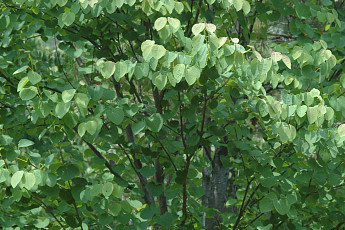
[203,146,230,230]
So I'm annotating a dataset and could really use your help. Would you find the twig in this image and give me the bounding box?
[188,0,203,37]
[31,195,65,229]
[233,177,255,229]
[178,91,187,148]
[199,95,208,139]
[54,36,75,89]
[154,134,178,172]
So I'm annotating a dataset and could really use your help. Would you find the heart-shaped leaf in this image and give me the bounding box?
[106,107,124,125]
[145,113,163,132]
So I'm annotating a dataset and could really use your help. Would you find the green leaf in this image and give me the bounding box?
[132,121,146,135]
[101,61,116,79]
[114,61,128,81]
[139,166,156,178]
[156,212,177,226]
[233,0,243,11]
[192,23,205,36]
[78,122,87,137]
[168,72,177,86]
[185,66,200,85]
[39,101,51,118]
[278,124,291,142]
[11,171,24,188]
[259,197,274,212]
[307,106,319,124]
[62,89,76,103]
[151,45,166,60]
[90,184,102,197]
[295,4,311,19]
[175,2,184,14]
[66,48,83,58]
[57,164,79,181]
[110,203,121,216]
[154,17,167,31]
[127,200,143,210]
[75,93,89,117]
[296,105,307,117]
[19,86,37,100]
[13,66,29,75]
[24,172,36,190]
[146,182,163,196]
[205,23,216,34]
[167,17,180,33]
[173,64,185,82]
[281,55,291,69]
[86,120,98,135]
[57,0,68,7]
[18,139,34,147]
[55,102,71,119]
[62,12,75,26]
[256,100,269,117]
[112,184,123,198]
[325,107,334,121]
[0,135,13,146]
[338,124,345,137]
[17,77,29,92]
[242,0,251,15]
[145,113,163,132]
[0,15,10,30]
[102,182,113,197]
[141,40,155,60]
[154,73,167,90]
[34,218,50,228]
[141,205,157,219]
[28,71,42,85]
[106,107,124,125]
[310,88,320,97]
[273,197,290,215]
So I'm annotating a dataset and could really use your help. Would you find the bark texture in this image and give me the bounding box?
[203,146,230,230]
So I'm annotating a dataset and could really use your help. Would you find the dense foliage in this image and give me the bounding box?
[1,0,345,229]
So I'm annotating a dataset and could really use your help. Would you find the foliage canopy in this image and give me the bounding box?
[1,0,345,229]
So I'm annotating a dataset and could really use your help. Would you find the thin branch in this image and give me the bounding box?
[58,144,83,230]
[153,134,178,172]
[233,177,255,229]
[199,94,208,139]
[128,40,140,62]
[54,36,75,89]
[82,139,127,183]
[188,0,204,37]
[31,195,65,229]
[180,157,192,226]
[185,0,195,35]
[120,145,154,204]
[178,91,187,148]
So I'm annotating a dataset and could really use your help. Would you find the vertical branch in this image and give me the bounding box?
[232,177,254,229]
[58,145,83,230]
[178,91,187,148]
[199,95,208,139]
[181,156,192,226]
[185,0,195,34]
[187,0,204,37]
[151,83,168,214]
[121,145,154,204]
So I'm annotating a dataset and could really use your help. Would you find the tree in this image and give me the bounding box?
[0,0,345,229]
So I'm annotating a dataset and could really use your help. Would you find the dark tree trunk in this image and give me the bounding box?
[203,145,230,229]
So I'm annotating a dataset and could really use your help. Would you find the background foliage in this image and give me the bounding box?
[1,0,345,229]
